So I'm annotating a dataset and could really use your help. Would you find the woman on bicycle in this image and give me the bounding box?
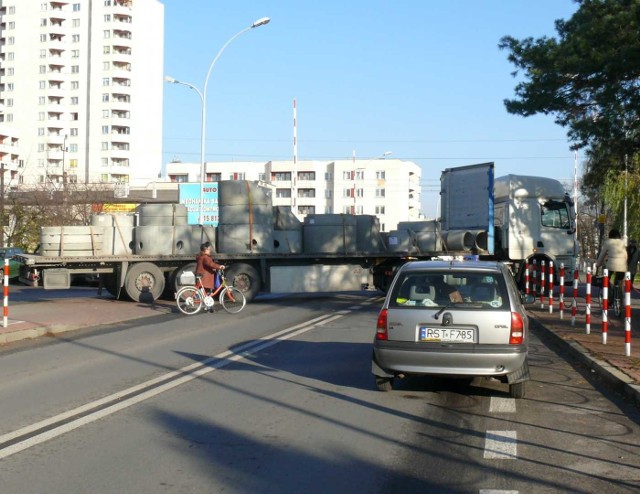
[196,242,225,297]
[596,228,627,293]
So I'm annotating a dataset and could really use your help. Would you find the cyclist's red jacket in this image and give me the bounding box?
[195,253,224,290]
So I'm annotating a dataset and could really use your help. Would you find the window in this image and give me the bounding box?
[40,49,47,58]
[356,205,363,214]
[102,142,109,150]
[298,206,315,215]
[298,171,315,181]
[102,126,109,134]
[103,110,109,118]
[324,206,333,214]
[5,114,13,122]
[69,144,78,153]
[39,65,46,74]
[72,50,80,58]
[103,77,110,86]
[7,53,14,61]
[104,46,111,54]
[376,188,386,198]
[170,174,189,183]
[7,68,14,76]
[356,188,364,198]
[101,159,108,167]
[376,170,386,179]
[71,81,80,89]
[69,159,78,169]
[325,172,333,180]
[72,66,80,73]
[298,188,315,198]
[38,143,45,152]
[71,97,79,105]
[8,22,15,29]
[39,81,46,89]
[276,188,292,198]
[343,171,352,180]
[72,19,80,27]
[38,96,46,105]
[38,112,45,120]
[5,99,13,107]
[70,128,79,136]
[104,30,111,39]
[356,170,364,180]
[375,206,385,215]
[104,14,111,22]
[72,35,80,42]
[40,34,47,42]
[40,18,48,27]
[103,61,110,70]
[73,3,81,11]
[272,172,291,181]
[343,188,353,198]
[38,128,45,136]
[541,200,571,229]
[325,190,333,199]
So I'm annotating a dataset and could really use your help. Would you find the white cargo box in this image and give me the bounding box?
[43,269,71,289]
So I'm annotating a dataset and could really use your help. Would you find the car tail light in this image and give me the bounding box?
[510,312,524,345]
[376,309,388,340]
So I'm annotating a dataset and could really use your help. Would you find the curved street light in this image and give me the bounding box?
[165,16,270,224]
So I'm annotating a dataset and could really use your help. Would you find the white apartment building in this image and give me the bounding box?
[166,158,423,231]
[0,0,164,188]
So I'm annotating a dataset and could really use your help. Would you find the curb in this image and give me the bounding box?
[530,317,640,408]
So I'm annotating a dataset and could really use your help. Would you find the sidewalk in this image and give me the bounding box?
[0,291,175,344]
[527,291,640,407]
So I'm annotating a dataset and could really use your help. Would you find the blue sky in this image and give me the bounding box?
[162,0,580,217]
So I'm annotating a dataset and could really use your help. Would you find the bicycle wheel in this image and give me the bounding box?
[176,287,203,315]
[220,286,246,314]
[613,289,622,318]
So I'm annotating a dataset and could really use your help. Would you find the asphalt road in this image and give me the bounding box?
[0,292,639,493]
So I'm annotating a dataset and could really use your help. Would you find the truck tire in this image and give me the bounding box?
[225,262,260,302]
[125,262,165,302]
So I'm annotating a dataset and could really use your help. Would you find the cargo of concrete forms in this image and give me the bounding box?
[218,181,272,206]
[396,220,440,252]
[217,224,274,254]
[40,225,106,256]
[273,206,302,231]
[136,203,188,226]
[386,229,418,253]
[217,204,274,226]
[303,214,357,254]
[273,230,302,253]
[356,215,386,252]
[91,213,135,255]
[133,226,216,255]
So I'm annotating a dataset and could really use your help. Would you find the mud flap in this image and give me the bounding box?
[371,351,394,378]
[506,359,530,384]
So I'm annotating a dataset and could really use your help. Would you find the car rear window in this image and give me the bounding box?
[389,270,509,310]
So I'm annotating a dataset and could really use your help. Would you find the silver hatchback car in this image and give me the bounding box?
[372,260,533,398]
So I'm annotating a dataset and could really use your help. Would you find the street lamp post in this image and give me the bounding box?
[165,16,270,224]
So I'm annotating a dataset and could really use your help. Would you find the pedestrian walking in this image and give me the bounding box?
[628,238,639,287]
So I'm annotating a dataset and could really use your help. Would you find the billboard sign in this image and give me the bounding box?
[179,183,219,226]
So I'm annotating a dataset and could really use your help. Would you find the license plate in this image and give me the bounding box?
[419,327,475,343]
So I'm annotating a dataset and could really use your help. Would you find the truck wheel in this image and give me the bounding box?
[225,263,260,302]
[125,262,165,302]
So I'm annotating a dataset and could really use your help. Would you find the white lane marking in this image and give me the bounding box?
[484,431,517,459]
[489,397,516,413]
[0,311,347,460]
[479,491,519,493]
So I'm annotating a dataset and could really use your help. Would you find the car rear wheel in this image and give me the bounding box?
[375,376,394,392]
[509,381,526,399]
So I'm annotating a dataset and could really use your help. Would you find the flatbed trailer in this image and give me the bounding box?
[15,251,424,303]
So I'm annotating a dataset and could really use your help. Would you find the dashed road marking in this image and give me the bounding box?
[484,430,518,459]
[489,396,517,413]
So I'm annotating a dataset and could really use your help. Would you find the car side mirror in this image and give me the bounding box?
[521,293,536,305]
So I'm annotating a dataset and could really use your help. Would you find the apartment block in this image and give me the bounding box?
[166,158,423,231]
[0,0,164,188]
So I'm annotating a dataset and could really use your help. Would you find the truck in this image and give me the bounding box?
[15,162,577,302]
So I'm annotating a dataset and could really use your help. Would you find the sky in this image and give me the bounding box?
[161,0,581,218]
